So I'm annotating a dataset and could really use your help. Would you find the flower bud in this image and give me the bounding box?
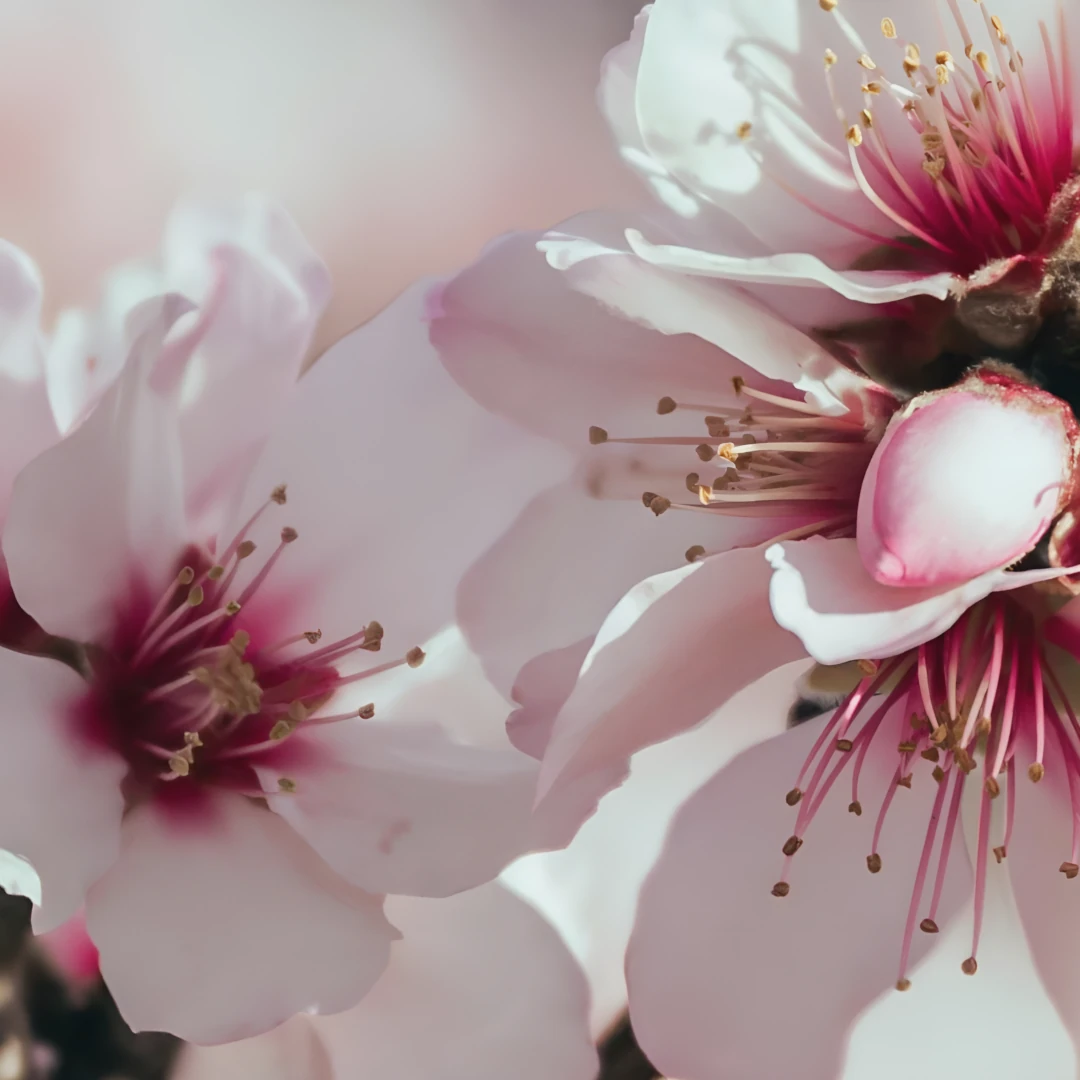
[857,367,1077,588]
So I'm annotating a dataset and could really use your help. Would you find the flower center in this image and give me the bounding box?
[774,593,1079,989]
[744,1,1076,275]
[72,486,423,808]
[589,378,879,560]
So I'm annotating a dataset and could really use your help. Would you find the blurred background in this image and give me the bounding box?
[0,0,642,348]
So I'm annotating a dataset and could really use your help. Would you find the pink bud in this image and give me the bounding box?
[857,368,1077,588]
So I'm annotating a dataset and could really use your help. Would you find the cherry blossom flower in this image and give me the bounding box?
[0,212,570,1044]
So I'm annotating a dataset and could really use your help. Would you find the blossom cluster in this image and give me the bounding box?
[6,1,1080,1078]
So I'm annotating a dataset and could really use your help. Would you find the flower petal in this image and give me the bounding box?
[624,228,957,302]
[535,545,806,816]
[430,228,724,447]
[0,652,125,933]
[87,792,394,1045]
[627,716,971,1080]
[173,1016,332,1080]
[256,721,540,898]
[504,658,803,1037]
[314,883,597,1080]
[228,279,569,661]
[5,297,189,641]
[768,537,1074,665]
[539,219,842,388]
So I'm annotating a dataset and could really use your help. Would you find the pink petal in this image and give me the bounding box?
[0,651,125,932]
[168,197,332,528]
[504,659,802,1037]
[1005,726,1080,1058]
[627,717,971,1080]
[227,279,568,662]
[768,538,1075,665]
[430,228,724,448]
[87,792,395,1045]
[857,373,1073,588]
[623,229,957,303]
[5,296,190,642]
[314,883,597,1080]
[633,0,889,258]
[535,545,805,815]
[255,721,540,898]
[173,1016,331,1080]
[459,471,777,705]
[540,220,839,387]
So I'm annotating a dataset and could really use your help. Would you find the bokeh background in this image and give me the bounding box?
[0,0,641,347]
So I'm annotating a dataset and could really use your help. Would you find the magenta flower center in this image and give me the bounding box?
[775,593,1075,989]
[801,2,1077,274]
[71,486,422,808]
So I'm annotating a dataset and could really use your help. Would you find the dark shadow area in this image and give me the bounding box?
[598,1013,660,1080]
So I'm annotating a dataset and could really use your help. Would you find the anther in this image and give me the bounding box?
[225,601,241,615]
[287,701,309,723]
[184,732,202,747]
[358,703,376,720]
[961,958,978,976]
[271,485,287,505]
[932,765,946,784]
[178,567,195,585]
[657,396,676,415]
[921,748,940,762]
[984,777,1000,798]
[954,747,976,773]
[818,0,837,10]
[281,527,298,544]
[361,621,384,651]
[898,741,917,754]
[684,473,700,493]
[647,496,671,517]
[304,630,322,645]
[731,376,745,395]
[920,918,939,934]
[207,565,225,581]
[782,835,803,857]
[1061,862,1079,880]
[880,17,896,38]
[975,50,991,73]
[895,979,912,992]
[168,755,190,777]
[857,659,879,676]
[935,50,952,66]
[931,725,948,746]
[588,426,608,445]
[1029,763,1045,783]
[897,774,913,789]
[685,545,706,564]
[407,647,426,668]
[696,444,716,462]
[824,49,837,69]
[836,738,854,752]
[277,777,297,793]
[867,853,883,874]
[187,585,204,607]
[848,801,863,816]
[237,540,256,560]
[975,717,991,738]
[642,492,657,508]
[993,846,1007,863]
[785,788,803,807]
[771,882,791,898]
[846,125,863,147]
[269,721,295,741]
[736,121,753,140]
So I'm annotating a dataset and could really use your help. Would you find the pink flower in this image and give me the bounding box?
[0,206,569,1044]
[172,882,598,1080]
